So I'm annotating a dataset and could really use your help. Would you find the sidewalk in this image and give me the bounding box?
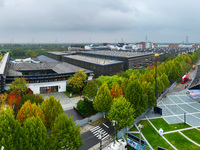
[41,92,80,111]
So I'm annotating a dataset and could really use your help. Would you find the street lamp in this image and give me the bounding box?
[98,130,102,150]
[155,53,159,106]
[138,124,143,150]
[112,120,118,145]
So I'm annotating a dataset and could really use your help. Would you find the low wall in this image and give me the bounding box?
[75,112,107,127]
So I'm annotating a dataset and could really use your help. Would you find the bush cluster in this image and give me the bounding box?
[77,98,96,117]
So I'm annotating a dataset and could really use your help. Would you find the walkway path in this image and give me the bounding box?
[41,92,79,111]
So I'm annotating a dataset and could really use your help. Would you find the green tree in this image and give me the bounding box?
[108,96,135,130]
[9,77,28,96]
[0,109,23,149]
[96,75,123,89]
[23,116,50,150]
[77,98,96,117]
[146,83,156,108]
[160,73,170,90]
[129,73,138,82]
[168,64,179,80]
[125,80,147,117]
[25,49,32,57]
[83,80,101,101]
[93,82,113,112]
[155,77,164,94]
[0,105,14,116]
[51,113,83,150]
[67,69,87,93]
[41,96,63,129]
[174,60,184,77]
[121,78,129,95]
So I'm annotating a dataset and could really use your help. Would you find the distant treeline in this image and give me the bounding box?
[0,44,68,58]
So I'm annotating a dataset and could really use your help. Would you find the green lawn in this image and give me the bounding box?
[181,129,200,144]
[64,91,80,98]
[150,118,190,132]
[164,132,200,150]
[129,120,173,150]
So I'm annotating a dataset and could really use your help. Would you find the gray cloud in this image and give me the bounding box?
[0,0,199,43]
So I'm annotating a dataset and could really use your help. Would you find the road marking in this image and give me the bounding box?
[90,126,110,140]
[90,126,100,132]
[103,123,109,128]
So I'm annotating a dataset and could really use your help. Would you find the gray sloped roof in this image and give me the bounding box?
[6,62,92,76]
[52,62,92,74]
[36,55,59,63]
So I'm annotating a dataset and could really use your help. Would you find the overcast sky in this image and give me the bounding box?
[0,0,199,43]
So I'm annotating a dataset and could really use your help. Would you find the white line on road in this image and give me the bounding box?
[103,123,109,128]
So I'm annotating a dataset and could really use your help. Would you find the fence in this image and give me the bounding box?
[75,112,108,127]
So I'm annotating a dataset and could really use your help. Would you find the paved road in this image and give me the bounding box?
[80,121,114,150]
[64,108,84,121]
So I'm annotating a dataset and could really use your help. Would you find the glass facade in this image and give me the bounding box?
[40,86,58,94]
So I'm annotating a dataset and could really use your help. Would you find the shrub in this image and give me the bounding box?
[77,98,96,117]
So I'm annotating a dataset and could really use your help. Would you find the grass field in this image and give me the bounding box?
[164,132,200,150]
[128,118,200,150]
[181,129,200,144]
[129,120,173,149]
[150,118,190,132]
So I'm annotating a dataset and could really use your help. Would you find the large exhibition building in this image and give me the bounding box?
[0,53,93,94]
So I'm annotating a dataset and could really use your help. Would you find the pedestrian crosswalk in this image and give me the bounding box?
[90,126,110,140]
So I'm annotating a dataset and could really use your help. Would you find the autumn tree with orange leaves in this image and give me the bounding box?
[7,90,22,112]
[17,100,45,125]
[110,82,123,98]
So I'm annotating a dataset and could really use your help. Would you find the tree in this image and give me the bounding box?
[93,82,113,112]
[17,101,45,125]
[77,98,96,117]
[41,96,63,129]
[110,82,123,98]
[26,88,34,95]
[108,96,135,130]
[23,116,50,150]
[168,64,179,80]
[51,113,83,150]
[160,73,170,90]
[156,77,164,94]
[0,93,8,108]
[9,77,28,96]
[0,105,14,116]
[125,80,147,117]
[146,83,156,108]
[67,69,87,93]
[0,109,23,149]
[25,49,32,57]
[121,78,129,95]
[7,90,22,113]
[21,94,44,106]
[83,80,101,101]
[129,73,138,82]
[96,75,123,89]
[174,60,183,77]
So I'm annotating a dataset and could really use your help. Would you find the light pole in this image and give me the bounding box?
[98,130,102,150]
[138,124,143,150]
[155,53,159,106]
[112,120,117,145]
